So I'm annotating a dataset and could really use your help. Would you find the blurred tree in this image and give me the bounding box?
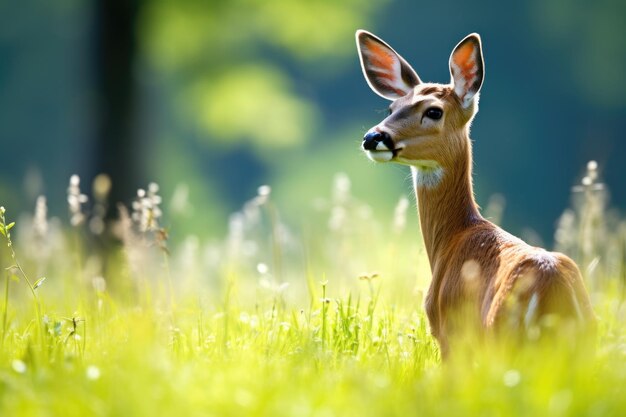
[3,0,624,243]
[93,0,143,209]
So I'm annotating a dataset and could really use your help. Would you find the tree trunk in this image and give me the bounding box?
[93,0,142,211]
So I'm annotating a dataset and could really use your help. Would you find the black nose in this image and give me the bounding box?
[362,131,393,151]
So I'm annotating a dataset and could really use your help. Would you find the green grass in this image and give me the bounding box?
[0,173,625,417]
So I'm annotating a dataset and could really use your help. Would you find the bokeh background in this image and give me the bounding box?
[1,0,625,245]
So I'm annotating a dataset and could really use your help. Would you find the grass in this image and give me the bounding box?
[0,170,625,417]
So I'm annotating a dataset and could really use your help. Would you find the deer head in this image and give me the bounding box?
[356,30,484,187]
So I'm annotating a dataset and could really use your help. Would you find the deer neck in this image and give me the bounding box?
[413,131,482,265]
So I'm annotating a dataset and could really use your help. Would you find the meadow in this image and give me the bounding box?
[0,163,625,417]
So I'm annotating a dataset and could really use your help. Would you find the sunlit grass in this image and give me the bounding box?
[0,168,625,416]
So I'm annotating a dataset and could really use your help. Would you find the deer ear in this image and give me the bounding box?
[356,30,421,101]
[449,33,484,108]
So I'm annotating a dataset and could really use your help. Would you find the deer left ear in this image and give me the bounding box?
[356,30,421,101]
[449,33,484,108]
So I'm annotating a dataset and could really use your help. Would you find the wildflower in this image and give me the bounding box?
[33,195,48,239]
[392,196,410,233]
[86,365,101,380]
[241,185,272,225]
[131,182,163,232]
[90,174,111,235]
[572,160,604,193]
[11,359,26,374]
[572,160,607,281]
[67,175,88,226]
[332,173,351,204]
[257,263,269,274]
[503,369,521,387]
[257,185,271,204]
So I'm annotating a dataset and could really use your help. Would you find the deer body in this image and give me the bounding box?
[355,31,594,355]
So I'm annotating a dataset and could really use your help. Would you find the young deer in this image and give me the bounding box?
[355,30,595,356]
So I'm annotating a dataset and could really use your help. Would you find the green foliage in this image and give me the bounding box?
[140,0,389,149]
[151,136,228,238]
[184,65,317,148]
[530,0,626,107]
[1,166,626,416]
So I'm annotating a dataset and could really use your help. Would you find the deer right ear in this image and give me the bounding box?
[356,30,421,101]
[449,33,484,108]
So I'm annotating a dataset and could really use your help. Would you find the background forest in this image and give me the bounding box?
[1,0,625,244]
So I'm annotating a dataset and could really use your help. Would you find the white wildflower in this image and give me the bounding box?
[33,195,48,238]
[258,184,271,197]
[12,359,26,374]
[393,196,410,233]
[86,365,101,380]
[131,182,163,232]
[89,174,111,235]
[332,173,351,204]
[257,262,269,275]
[251,185,271,206]
[503,369,521,387]
[67,174,88,226]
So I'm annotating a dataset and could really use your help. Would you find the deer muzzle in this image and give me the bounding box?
[362,130,396,162]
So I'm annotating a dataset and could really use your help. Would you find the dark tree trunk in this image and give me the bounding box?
[93,0,142,211]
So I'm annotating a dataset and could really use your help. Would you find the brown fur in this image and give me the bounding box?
[404,90,593,355]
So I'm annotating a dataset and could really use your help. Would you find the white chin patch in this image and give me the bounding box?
[365,150,393,162]
[410,164,444,188]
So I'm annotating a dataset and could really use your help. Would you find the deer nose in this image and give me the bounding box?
[362,131,393,151]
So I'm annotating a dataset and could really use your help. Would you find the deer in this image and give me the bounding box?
[355,30,595,357]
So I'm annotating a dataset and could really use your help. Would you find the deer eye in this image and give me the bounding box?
[424,107,443,120]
